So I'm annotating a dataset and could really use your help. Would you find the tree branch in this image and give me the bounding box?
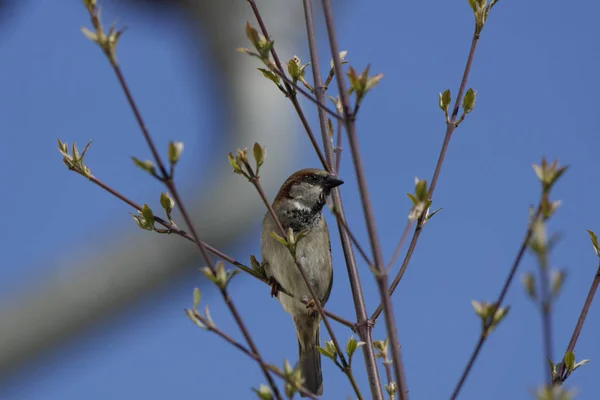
[321,0,407,398]
[303,0,383,398]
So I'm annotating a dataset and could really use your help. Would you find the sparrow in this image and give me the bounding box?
[261,168,343,397]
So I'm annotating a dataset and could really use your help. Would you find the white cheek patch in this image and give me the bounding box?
[292,200,312,211]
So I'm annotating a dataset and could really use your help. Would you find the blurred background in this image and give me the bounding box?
[1,0,599,399]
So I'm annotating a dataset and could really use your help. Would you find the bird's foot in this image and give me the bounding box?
[267,277,281,298]
[305,299,319,318]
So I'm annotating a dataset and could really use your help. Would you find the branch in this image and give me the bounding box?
[321,1,407,398]
[556,263,600,381]
[188,310,319,400]
[449,204,543,400]
[302,0,383,398]
[78,170,357,333]
[246,0,331,173]
[371,25,482,322]
[83,4,282,398]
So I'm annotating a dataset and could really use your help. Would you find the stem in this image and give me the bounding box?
[449,205,543,400]
[85,5,283,394]
[386,221,414,270]
[191,310,319,400]
[268,65,342,121]
[82,172,356,329]
[330,206,374,267]
[556,264,600,381]
[246,0,331,173]
[372,27,481,322]
[321,1,406,398]
[537,251,553,385]
[303,0,383,398]
[335,118,343,173]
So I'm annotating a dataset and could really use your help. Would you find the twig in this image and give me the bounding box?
[449,205,543,400]
[303,1,383,398]
[321,1,408,398]
[386,221,415,271]
[556,264,600,381]
[329,206,374,268]
[246,0,331,174]
[190,310,319,400]
[371,26,482,322]
[77,170,358,332]
[537,245,554,385]
[84,5,283,397]
[267,65,342,122]
[335,118,343,174]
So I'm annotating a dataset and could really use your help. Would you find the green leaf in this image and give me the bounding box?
[141,204,154,228]
[131,157,157,176]
[573,358,590,371]
[253,142,265,170]
[438,89,451,113]
[330,50,348,69]
[270,231,288,247]
[160,192,175,215]
[257,68,280,85]
[317,346,336,360]
[462,88,476,114]
[587,230,600,257]
[227,152,244,175]
[185,309,206,329]
[551,269,566,297]
[467,0,478,13]
[245,22,261,50]
[471,299,483,317]
[415,178,428,201]
[406,193,418,206]
[193,288,201,310]
[250,255,262,272]
[563,351,575,372]
[345,335,365,364]
[168,141,184,165]
[547,357,556,379]
[252,384,273,400]
[426,207,443,221]
[521,273,537,300]
[80,140,93,160]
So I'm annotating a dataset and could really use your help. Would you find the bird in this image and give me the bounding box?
[261,168,343,397]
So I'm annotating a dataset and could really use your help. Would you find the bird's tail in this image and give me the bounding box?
[294,314,322,397]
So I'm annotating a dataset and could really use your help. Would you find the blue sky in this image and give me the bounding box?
[1,0,600,399]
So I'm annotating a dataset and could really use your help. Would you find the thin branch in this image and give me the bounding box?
[537,249,554,385]
[329,206,374,268]
[386,221,414,271]
[79,171,356,332]
[372,26,482,322]
[246,0,331,173]
[335,118,343,174]
[449,205,543,400]
[321,1,408,399]
[323,309,356,331]
[190,310,319,400]
[267,64,343,122]
[85,5,283,397]
[556,264,600,381]
[303,0,382,398]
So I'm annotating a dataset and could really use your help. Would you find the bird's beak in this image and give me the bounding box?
[323,174,344,189]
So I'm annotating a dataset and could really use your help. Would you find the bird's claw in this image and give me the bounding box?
[267,277,281,298]
[305,299,318,318]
